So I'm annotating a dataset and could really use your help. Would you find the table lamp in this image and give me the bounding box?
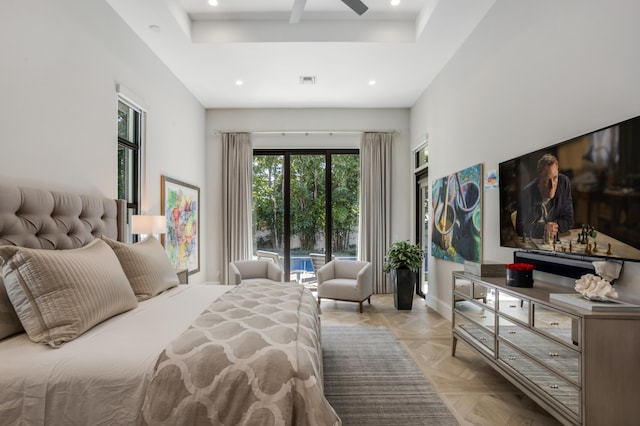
[131,215,166,239]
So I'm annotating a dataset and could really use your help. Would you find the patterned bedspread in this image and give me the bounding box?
[141,281,341,426]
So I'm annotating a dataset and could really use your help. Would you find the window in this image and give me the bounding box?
[415,144,429,170]
[253,149,359,283]
[117,99,142,242]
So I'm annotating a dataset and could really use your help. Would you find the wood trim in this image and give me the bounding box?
[115,199,127,242]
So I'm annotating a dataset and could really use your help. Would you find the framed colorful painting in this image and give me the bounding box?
[161,176,200,275]
[431,163,483,264]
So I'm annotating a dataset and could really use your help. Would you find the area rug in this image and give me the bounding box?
[322,325,459,425]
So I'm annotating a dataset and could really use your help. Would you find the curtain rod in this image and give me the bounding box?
[214,130,399,135]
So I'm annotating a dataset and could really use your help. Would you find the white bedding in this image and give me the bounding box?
[0,284,232,426]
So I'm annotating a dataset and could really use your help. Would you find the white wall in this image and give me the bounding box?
[0,0,207,282]
[205,108,411,283]
[411,0,640,317]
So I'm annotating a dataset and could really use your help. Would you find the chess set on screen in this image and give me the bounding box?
[516,227,640,263]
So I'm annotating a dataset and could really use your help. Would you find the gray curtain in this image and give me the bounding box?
[221,132,253,285]
[359,132,393,294]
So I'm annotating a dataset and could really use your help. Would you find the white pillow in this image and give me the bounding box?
[0,239,138,347]
[101,236,179,301]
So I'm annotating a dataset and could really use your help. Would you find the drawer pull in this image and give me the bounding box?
[509,304,516,308]
[550,321,560,326]
[549,352,559,357]
[480,315,487,319]
[509,331,517,335]
[549,384,559,389]
[479,337,487,342]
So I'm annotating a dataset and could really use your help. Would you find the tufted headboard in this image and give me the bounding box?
[0,183,126,249]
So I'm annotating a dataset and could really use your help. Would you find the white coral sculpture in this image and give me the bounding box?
[575,273,618,300]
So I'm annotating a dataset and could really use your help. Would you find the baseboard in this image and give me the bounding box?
[425,294,452,321]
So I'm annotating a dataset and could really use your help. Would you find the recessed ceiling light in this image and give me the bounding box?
[149,25,161,32]
[235,80,244,86]
[208,0,218,6]
[369,80,376,85]
[391,0,401,6]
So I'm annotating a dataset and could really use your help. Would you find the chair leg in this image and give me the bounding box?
[359,301,363,314]
[367,296,371,305]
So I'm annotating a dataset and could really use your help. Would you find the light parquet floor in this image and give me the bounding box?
[319,293,562,426]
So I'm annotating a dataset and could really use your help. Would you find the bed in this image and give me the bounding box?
[0,183,340,426]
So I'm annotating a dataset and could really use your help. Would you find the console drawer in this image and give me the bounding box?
[454,279,495,310]
[497,290,529,324]
[498,342,580,419]
[453,299,494,325]
[454,312,495,354]
[498,317,580,385]
[533,303,580,347]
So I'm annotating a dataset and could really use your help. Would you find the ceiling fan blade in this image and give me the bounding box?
[290,0,307,23]
[341,0,368,16]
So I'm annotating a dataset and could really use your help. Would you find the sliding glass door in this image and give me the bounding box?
[415,144,429,297]
[417,174,429,295]
[289,153,326,283]
[252,153,284,259]
[330,154,360,258]
[253,150,359,283]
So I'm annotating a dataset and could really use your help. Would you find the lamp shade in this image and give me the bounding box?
[131,215,166,235]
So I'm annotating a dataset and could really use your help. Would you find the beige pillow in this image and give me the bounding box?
[102,236,179,301]
[0,276,24,340]
[0,239,138,348]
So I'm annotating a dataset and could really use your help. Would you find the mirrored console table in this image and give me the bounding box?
[452,271,640,426]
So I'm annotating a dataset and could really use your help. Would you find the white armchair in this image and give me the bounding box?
[317,260,373,313]
[229,260,284,285]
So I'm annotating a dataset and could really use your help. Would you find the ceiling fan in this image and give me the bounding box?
[290,0,369,24]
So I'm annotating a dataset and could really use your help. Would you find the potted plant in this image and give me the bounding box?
[383,240,424,310]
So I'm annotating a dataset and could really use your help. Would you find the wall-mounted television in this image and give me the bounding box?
[499,114,640,262]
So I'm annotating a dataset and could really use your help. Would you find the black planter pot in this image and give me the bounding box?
[392,268,415,310]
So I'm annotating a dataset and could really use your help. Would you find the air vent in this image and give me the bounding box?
[299,76,316,85]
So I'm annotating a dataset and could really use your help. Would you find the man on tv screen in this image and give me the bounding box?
[516,153,574,241]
